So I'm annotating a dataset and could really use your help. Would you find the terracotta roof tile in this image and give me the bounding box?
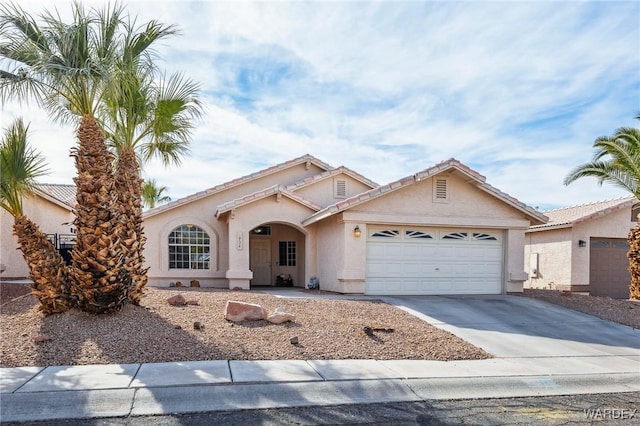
[145,154,333,217]
[215,185,322,217]
[302,159,546,226]
[528,196,636,231]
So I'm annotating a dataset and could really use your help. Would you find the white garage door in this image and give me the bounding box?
[366,227,503,295]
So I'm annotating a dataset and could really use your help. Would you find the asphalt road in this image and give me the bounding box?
[6,392,638,425]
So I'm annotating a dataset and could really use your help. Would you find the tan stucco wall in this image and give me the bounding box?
[0,195,74,278]
[314,216,346,293]
[524,228,573,289]
[295,174,373,207]
[336,174,531,293]
[525,206,634,289]
[224,195,314,289]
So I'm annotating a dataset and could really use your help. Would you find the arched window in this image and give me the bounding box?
[168,225,210,269]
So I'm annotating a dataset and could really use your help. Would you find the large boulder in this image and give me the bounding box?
[224,300,267,321]
[266,307,295,324]
[167,294,187,306]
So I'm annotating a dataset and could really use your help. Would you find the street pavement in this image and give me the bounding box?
[1,294,639,423]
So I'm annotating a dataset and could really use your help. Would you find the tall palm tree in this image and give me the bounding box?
[564,115,640,299]
[0,2,179,313]
[0,118,71,314]
[101,62,202,304]
[142,179,172,209]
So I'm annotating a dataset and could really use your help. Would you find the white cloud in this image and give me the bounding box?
[1,0,638,210]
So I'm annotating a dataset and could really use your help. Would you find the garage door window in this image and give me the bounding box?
[371,230,400,238]
[405,230,433,239]
[442,232,468,240]
[473,232,498,241]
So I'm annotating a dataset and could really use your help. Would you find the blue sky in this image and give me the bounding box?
[1,0,638,211]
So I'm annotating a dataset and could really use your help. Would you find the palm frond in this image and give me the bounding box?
[565,117,640,199]
[0,118,48,216]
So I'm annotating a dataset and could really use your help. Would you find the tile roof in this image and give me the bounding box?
[302,158,548,226]
[144,154,334,218]
[528,196,637,231]
[34,183,76,209]
[215,185,323,218]
[286,166,378,191]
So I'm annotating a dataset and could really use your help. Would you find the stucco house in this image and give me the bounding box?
[524,196,636,299]
[0,184,76,278]
[143,155,547,295]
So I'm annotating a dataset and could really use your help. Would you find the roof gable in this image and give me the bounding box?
[286,166,378,191]
[302,159,547,226]
[144,154,333,218]
[528,196,636,232]
[215,185,322,218]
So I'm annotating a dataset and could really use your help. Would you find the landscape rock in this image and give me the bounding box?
[193,321,204,330]
[167,294,187,306]
[224,300,267,321]
[32,335,51,343]
[175,281,184,287]
[290,336,299,345]
[190,280,200,287]
[186,299,199,306]
[266,307,295,324]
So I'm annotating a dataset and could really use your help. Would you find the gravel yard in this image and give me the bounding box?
[520,289,640,329]
[0,285,490,367]
[3,284,637,368]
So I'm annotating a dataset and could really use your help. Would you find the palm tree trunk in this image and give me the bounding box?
[115,146,148,305]
[628,224,640,300]
[13,215,72,315]
[70,115,131,314]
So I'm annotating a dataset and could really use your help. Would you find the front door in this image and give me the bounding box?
[250,239,272,285]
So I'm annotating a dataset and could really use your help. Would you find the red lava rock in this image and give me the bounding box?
[167,294,187,306]
[32,335,51,343]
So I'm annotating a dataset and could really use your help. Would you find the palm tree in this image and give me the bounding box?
[142,179,172,209]
[0,2,179,313]
[101,62,202,304]
[564,115,640,299]
[0,118,71,314]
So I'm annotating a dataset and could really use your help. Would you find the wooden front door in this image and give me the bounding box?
[250,239,272,285]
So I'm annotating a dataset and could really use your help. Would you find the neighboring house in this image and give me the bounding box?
[144,155,546,295]
[0,184,76,279]
[524,196,636,299]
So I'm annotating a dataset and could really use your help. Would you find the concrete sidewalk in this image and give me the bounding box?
[2,356,639,423]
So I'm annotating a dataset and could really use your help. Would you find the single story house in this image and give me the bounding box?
[0,184,76,278]
[524,196,637,299]
[143,155,547,295]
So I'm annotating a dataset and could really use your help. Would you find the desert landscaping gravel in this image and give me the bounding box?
[0,286,491,367]
[521,289,640,329]
[2,285,638,368]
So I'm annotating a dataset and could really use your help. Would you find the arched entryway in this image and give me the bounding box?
[249,222,305,288]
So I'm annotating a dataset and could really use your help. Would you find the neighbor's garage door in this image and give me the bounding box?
[590,238,630,299]
[366,227,503,295]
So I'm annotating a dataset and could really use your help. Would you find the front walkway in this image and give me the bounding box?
[2,357,639,423]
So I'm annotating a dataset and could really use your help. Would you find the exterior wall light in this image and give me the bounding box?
[353,225,361,238]
[578,240,586,248]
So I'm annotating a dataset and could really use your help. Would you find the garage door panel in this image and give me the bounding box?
[366,226,503,295]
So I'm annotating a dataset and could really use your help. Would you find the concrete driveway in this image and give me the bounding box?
[381,295,640,358]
